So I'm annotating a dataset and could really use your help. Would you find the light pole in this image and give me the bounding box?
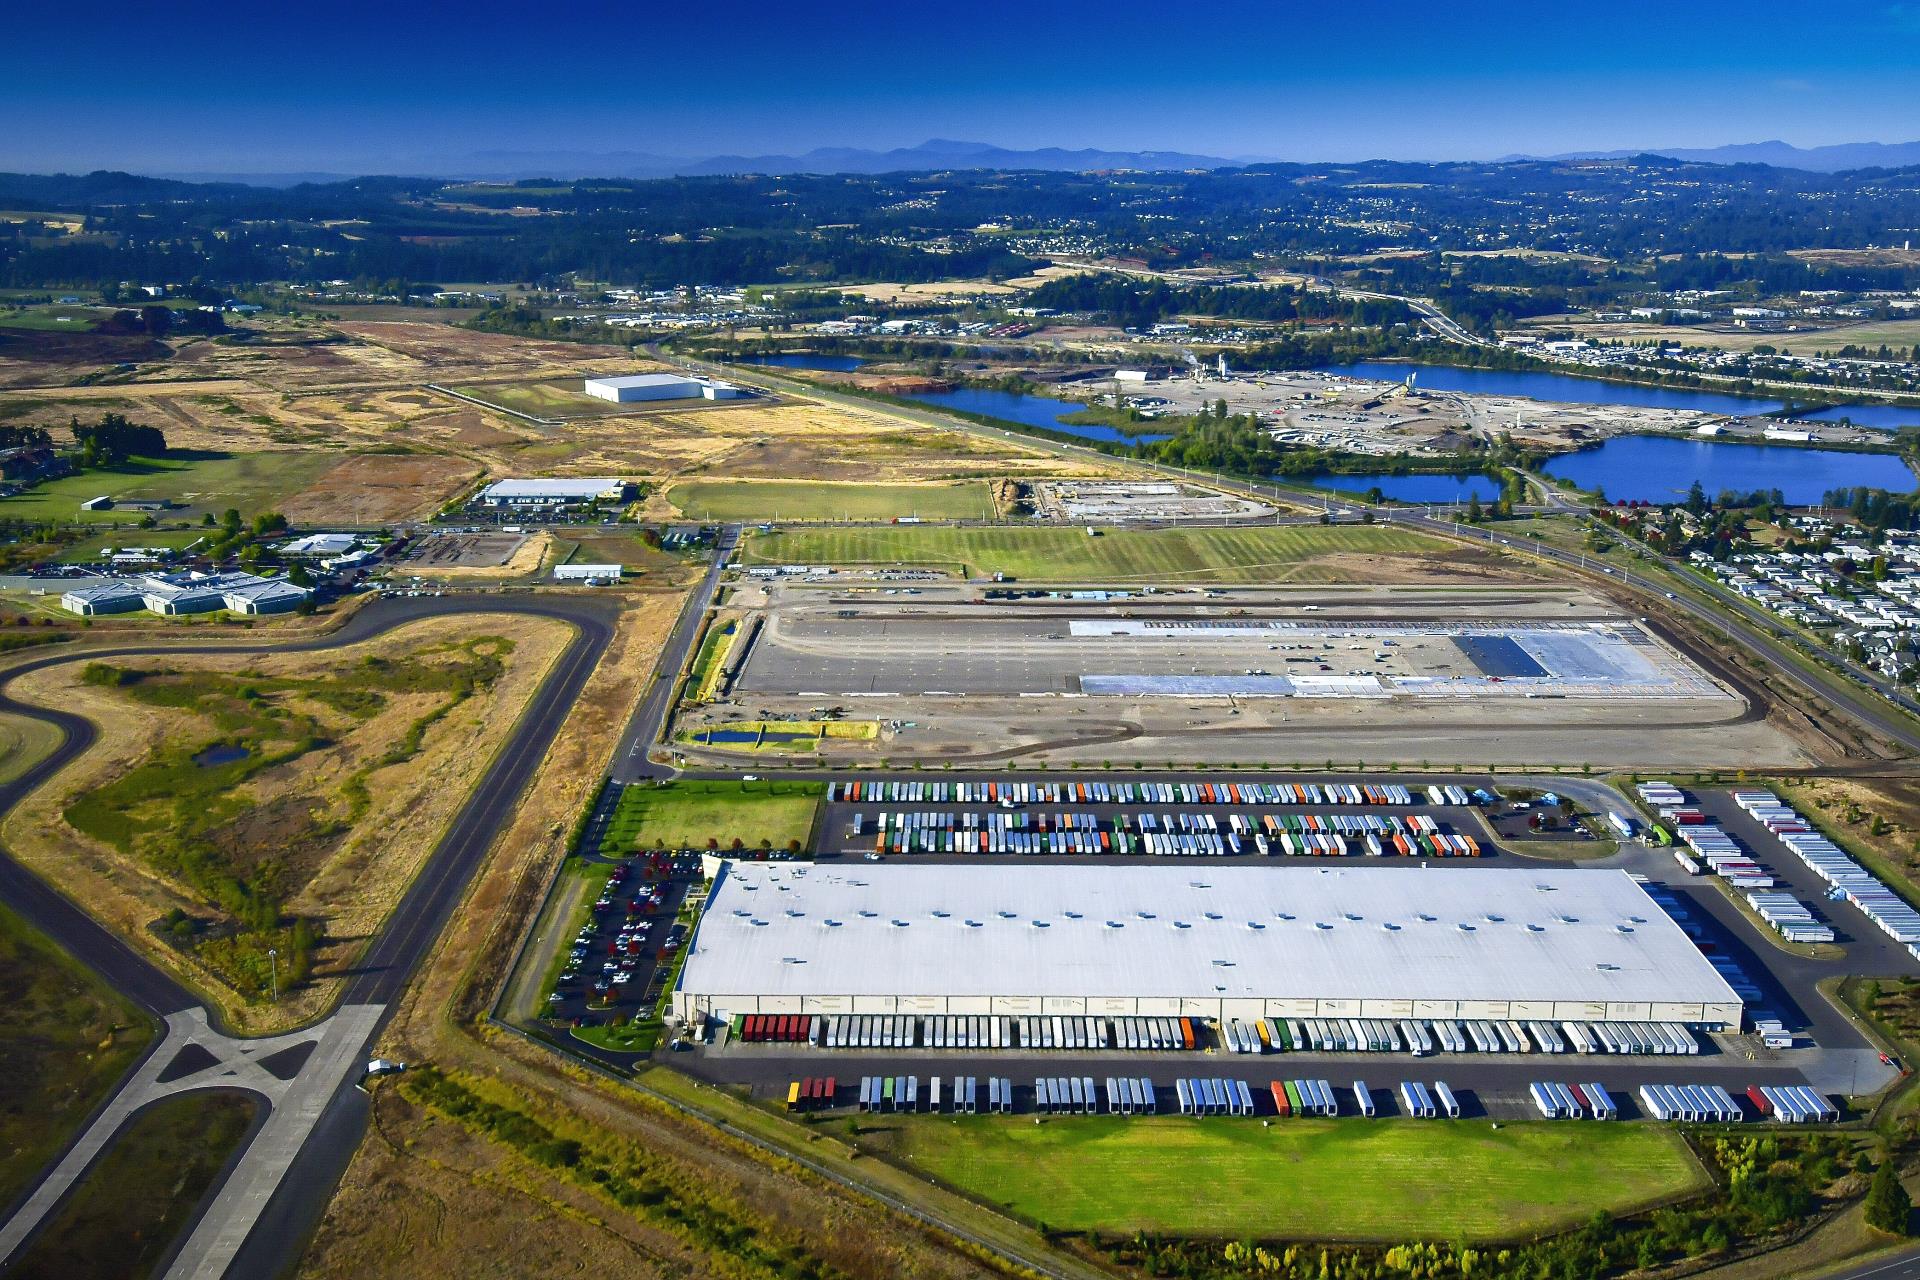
[268,948,278,1003]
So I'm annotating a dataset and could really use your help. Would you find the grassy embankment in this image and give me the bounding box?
[598,778,823,853]
[668,478,997,522]
[6,1092,256,1280]
[740,523,1446,583]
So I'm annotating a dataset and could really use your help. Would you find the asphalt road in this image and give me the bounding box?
[613,523,739,782]
[0,592,619,1278]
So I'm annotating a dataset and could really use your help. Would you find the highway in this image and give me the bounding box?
[0,592,619,1278]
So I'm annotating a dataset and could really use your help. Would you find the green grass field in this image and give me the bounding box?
[0,452,336,525]
[605,778,823,851]
[741,523,1447,582]
[882,1116,1704,1241]
[669,479,997,522]
[0,306,102,333]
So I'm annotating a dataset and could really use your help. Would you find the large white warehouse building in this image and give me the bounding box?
[583,373,746,403]
[674,862,1743,1029]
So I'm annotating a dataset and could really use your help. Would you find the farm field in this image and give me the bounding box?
[669,478,997,522]
[603,778,823,852]
[880,1115,1706,1240]
[0,451,336,524]
[740,523,1458,583]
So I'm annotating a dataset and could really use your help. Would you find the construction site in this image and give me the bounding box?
[672,580,1806,769]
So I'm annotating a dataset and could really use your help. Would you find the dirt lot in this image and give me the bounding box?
[0,613,572,1032]
[392,531,531,570]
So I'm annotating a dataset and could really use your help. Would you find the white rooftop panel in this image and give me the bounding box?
[480,478,626,499]
[679,863,1739,1007]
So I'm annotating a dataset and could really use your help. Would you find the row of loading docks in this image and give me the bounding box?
[737,1011,1700,1057]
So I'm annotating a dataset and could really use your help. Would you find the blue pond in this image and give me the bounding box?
[193,743,249,768]
[1300,472,1505,503]
[1313,361,1789,416]
[1541,435,1917,504]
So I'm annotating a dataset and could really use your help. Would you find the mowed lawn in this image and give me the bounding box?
[670,479,997,522]
[0,452,336,524]
[891,1116,1705,1240]
[742,523,1446,582]
[606,779,823,851]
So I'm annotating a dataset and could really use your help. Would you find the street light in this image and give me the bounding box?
[268,948,278,1003]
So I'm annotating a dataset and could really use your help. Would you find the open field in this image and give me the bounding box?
[1,613,572,1030]
[604,778,823,852]
[0,451,337,525]
[874,1114,1706,1240]
[668,478,998,521]
[0,901,153,1207]
[739,523,1469,583]
[8,1092,256,1280]
[448,377,654,419]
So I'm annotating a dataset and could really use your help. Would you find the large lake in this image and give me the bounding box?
[1791,404,1920,431]
[1541,435,1916,504]
[1313,361,1790,416]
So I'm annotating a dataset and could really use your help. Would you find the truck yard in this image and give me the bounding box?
[538,770,1920,1123]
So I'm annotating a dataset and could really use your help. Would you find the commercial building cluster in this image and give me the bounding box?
[60,570,311,616]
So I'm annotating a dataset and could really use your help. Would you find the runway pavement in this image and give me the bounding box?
[0,592,619,1279]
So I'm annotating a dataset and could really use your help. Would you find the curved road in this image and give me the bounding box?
[0,593,619,1278]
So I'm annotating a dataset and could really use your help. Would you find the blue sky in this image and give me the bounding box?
[7,0,1920,173]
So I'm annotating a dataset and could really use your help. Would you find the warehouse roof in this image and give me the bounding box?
[680,863,1740,1008]
[585,373,698,390]
[479,478,628,500]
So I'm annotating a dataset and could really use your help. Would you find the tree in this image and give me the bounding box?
[1466,493,1484,523]
[1866,1160,1912,1235]
[1685,479,1708,515]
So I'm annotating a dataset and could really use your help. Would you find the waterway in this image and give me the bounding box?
[1312,361,1791,416]
[1540,435,1916,504]
[1300,472,1506,503]
[1791,404,1920,431]
[895,385,1171,445]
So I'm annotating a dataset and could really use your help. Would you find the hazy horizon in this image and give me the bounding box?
[7,0,1920,176]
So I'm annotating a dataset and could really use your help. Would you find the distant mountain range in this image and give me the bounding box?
[137,137,1920,186]
[155,139,1252,186]
[1512,139,1920,173]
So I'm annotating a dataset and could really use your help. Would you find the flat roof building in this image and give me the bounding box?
[674,862,1743,1028]
[60,571,310,617]
[477,478,631,508]
[583,373,746,403]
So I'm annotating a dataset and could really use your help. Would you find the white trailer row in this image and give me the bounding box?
[1637,1083,1744,1122]
[1174,1077,1259,1116]
[1751,1084,1840,1123]
[1745,891,1836,944]
[830,779,1428,807]
[858,1075,1016,1113]
[1734,789,1920,956]
[1397,1080,1460,1118]
[1529,1081,1618,1120]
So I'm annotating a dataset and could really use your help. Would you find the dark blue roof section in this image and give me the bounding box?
[1450,634,1547,679]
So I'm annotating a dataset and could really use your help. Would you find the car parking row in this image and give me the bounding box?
[547,854,700,1028]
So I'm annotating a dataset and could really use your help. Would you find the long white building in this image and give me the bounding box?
[674,862,1743,1028]
[583,373,746,403]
